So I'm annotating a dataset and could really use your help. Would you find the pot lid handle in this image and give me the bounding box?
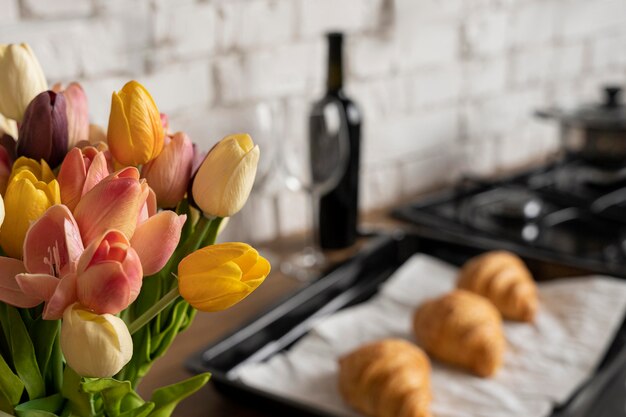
[604,86,621,108]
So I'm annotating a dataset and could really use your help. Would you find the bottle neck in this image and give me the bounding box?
[326,34,343,94]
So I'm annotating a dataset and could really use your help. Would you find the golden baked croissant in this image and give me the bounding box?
[338,339,432,417]
[457,250,538,322]
[413,290,505,377]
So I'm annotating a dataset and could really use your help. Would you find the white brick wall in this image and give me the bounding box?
[2,0,626,242]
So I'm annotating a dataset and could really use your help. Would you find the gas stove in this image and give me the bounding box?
[393,158,626,277]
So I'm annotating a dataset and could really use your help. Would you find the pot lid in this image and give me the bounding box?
[537,86,626,130]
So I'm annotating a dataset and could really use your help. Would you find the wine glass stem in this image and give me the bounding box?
[309,190,321,250]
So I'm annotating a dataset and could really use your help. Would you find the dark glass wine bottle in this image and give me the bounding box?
[310,32,361,249]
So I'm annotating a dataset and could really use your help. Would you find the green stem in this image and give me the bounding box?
[202,217,223,247]
[127,288,181,335]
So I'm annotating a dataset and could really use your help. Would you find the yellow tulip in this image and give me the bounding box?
[0,157,60,258]
[61,303,133,378]
[178,242,270,312]
[192,134,260,218]
[0,43,48,122]
[107,80,164,166]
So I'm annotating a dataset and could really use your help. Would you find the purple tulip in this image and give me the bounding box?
[17,90,69,168]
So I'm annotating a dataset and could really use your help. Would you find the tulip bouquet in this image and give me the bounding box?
[0,43,269,417]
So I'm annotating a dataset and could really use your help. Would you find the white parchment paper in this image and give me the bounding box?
[235,254,626,417]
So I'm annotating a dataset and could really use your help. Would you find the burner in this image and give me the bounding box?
[457,187,554,243]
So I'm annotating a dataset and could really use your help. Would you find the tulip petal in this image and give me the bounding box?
[179,242,252,275]
[74,168,145,245]
[179,273,253,312]
[243,256,271,285]
[58,147,86,211]
[82,151,109,196]
[23,205,84,276]
[76,262,133,315]
[131,212,186,275]
[0,257,40,308]
[15,273,59,303]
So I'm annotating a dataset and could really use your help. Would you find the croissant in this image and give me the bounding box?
[457,250,538,322]
[338,339,432,417]
[413,290,505,377]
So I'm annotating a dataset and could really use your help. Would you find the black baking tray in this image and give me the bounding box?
[186,233,626,417]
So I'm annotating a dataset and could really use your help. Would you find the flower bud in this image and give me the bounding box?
[17,91,69,168]
[107,80,163,166]
[178,242,270,312]
[0,43,47,122]
[191,134,259,218]
[61,303,133,378]
[141,132,193,208]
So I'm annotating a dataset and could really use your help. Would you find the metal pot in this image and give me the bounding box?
[536,86,626,165]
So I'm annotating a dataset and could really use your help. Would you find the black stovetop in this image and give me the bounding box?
[393,158,626,277]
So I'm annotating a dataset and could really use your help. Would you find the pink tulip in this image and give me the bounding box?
[74,167,149,246]
[54,82,89,148]
[14,205,83,319]
[23,204,84,276]
[76,230,143,315]
[63,83,89,148]
[58,147,110,211]
[141,132,193,209]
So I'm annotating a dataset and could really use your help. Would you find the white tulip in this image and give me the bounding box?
[61,303,133,378]
[0,43,48,122]
[192,133,259,218]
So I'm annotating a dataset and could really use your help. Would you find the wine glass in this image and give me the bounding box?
[280,99,350,281]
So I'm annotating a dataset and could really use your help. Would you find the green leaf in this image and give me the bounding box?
[118,403,154,417]
[0,305,45,400]
[176,199,194,245]
[61,367,94,417]
[82,378,151,417]
[149,301,188,358]
[46,339,63,395]
[14,393,64,417]
[0,353,24,408]
[82,378,131,416]
[30,320,60,395]
[0,392,14,415]
[147,373,210,417]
